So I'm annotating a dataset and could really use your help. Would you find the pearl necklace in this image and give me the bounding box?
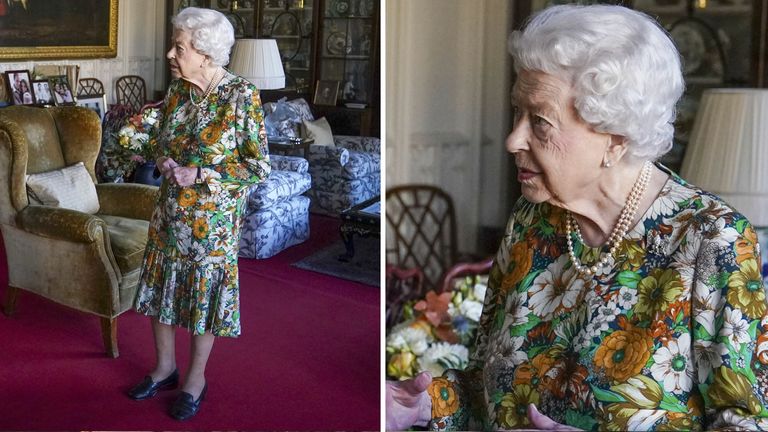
[189,67,224,109]
[565,161,653,276]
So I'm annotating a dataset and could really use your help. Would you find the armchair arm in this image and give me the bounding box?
[334,135,380,153]
[96,183,159,221]
[308,145,350,166]
[17,205,107,244]
[270,154,309,174]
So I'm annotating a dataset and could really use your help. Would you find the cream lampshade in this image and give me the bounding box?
[229,38,285,90]
[680,89,768,227]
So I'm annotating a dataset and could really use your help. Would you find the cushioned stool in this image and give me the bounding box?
[238,155,311,259]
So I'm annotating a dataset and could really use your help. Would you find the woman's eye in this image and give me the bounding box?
[532,115,551,129]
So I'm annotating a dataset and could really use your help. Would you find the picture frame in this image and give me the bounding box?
[48,75,75,106]
[0,0,118,61]
[5,70,36,106]
[76,94,107,122]
[313,80,340,106]
[31,80,54,105]
[0,74,10,106]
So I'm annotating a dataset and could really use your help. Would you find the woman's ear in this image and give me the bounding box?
[603,134,629,167]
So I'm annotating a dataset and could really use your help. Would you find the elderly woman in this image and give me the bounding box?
[126,7,270,420]
[387,4,768,431]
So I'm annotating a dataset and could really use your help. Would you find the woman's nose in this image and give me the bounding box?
[506,121,530,154]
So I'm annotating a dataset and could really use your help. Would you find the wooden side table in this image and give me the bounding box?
[267,136,314,159]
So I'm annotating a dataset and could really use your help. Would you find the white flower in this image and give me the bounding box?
[648,185,689,219]
[694,287,723,337]
[627,410,667,431]
[721,307,751,348]
[417,342,468,378]
[529,255,586,319]
[717,410,758,430]
[387,326,431,356]
[488,335,527,368]
[672,234,701,289]
[503,290,530,328]
[693,340,727,383]
[573,329,592,351]
[616,285,638,310]
[459,299,483,322]
[175,222,193,255]
[651,333,693,394]
[473,282,487,302]
[594,302,620,326]
[703,217,739,248]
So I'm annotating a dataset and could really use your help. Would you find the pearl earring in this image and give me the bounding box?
[604,161,612,168]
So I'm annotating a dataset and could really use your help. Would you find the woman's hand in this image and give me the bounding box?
[164,166,198,187]
[526,404,581,431]
[156,156,178,177]
[385,371,433,431]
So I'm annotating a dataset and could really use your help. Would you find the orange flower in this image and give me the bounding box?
[543,353,589,399]
[735,225,759,264]
[200,122,225,145]
[200,201,216,211]
[757,332,768,365]
[177,188,198,207]
[428,377,459,418]
[650,320,674,346]
[413,291,451,327]
[594,326,653,382]
[501,241,533,293]
[727,259,766,319]
[513,354,556,387]
[192,218,209,239]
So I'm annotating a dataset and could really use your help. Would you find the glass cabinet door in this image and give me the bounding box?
[317,0,377,106]
[258,0,315,94]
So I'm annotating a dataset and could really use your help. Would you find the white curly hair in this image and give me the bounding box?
[172,7,235,67]
[508,4,684,161]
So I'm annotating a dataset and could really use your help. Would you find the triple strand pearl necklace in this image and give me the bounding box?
[190,67,224,109]
[565,160,653,276]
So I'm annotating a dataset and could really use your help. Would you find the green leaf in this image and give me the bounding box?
[617,270,641,289]
[675,309,684,325]
[492,390,504,404]
[694,324,712,341]
[565,410,598,431]
[590,385,627,403]
[716,272,729,289]
[517,270,542,293]
[510,315,540,338]
[749,319,760,339]
[659,399,687,413]
[735,219,748,234]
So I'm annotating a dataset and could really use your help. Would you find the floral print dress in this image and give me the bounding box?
[428,166,768,431]
[134,72,270,337]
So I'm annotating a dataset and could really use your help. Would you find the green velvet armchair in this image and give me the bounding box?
[0,106,158,357]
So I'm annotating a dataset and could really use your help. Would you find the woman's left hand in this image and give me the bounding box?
[525,404,581,431]
[165,166,198,187]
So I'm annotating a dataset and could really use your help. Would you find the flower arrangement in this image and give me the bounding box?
[386,274,488,380]
[117,107,162,165]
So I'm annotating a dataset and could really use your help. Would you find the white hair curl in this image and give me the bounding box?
[172,7,235,66]
[508,4,684,161]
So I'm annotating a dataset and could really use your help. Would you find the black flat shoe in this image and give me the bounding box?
[127,369,179,400]
[170,383,207,421]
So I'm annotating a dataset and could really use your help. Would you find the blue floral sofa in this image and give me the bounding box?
[263,98,380,215]
[238,154,311,259]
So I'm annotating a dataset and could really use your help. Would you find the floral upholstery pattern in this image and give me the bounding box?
[307,135,381,215]
[239,154,311,259]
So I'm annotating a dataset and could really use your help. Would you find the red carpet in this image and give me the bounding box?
[0,215,381,430]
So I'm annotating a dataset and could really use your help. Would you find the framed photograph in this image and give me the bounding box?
[49,75,75,106]
[0,74,9,106]
[32,80,54,105]
[76,95,107,122]
[5,70,36,106]
[0,0,117,61]
[313,80,340,106]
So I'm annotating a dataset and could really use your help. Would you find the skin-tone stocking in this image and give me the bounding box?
[183,332,215,398]
[149,318,177,381]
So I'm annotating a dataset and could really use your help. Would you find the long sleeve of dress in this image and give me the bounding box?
[692,213,768,430]
[200,86,270,192]
[427,204,526,431]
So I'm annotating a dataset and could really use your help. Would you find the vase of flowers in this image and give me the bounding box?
[386,274,488,380]
[116,107,163,185]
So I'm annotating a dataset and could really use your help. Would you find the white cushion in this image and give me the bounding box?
[26,162,100,214]
[302,117,335,147]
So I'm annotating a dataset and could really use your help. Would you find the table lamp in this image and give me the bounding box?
[680,88,768,279]
[229,38,285,90]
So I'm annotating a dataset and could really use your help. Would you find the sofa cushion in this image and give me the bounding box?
[239,195,310,259]
[263,98,315,138]
[308,150,380,181]
[96,214,150,274]
[303,117,335,146]
[247,170,311,209]
[26,162,100,214]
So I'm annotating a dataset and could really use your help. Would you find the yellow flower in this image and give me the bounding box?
[735,225,759,264]
[428,377,459,417]
[618,240,646,270]
[610,374,662,409]
[177,188,198,208]
[727,259,766,319]
[200,122,225,145]
[501,241,533,293]
[118,134,130,148]
[386,351,417,379]
[594,326,653,382]
[707,366,763,415]
[497,385,539,429]
[192,218,209,239]
[635,269,684,321]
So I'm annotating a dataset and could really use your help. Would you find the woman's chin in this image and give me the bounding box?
[520,184,551,204]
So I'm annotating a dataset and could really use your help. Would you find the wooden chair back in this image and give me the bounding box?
[385,265,425,330]
[115,75,147,113]
[439,257,494,294]
[386,184,457,291]
[77,78,105,97]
